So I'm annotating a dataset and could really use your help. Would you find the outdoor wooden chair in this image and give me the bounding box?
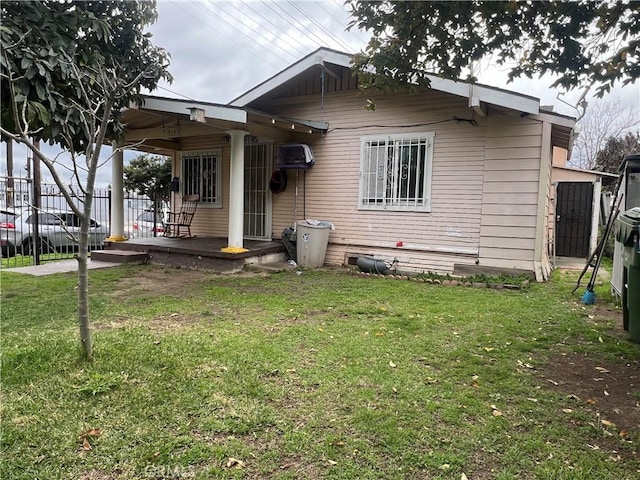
[163,194,199,238]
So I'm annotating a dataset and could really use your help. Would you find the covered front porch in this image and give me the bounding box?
[99,236,288,273]
[106,96,326,261]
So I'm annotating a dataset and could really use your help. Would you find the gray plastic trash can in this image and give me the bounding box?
[296,220,331,268]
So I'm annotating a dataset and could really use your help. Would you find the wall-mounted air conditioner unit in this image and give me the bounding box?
[276,143,314,169]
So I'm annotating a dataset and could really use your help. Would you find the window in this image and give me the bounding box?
[181,150,222,207]
[359,133,434,211]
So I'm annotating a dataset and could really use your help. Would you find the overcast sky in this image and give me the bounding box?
[3,0,639,187]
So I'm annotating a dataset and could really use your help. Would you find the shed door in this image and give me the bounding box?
[555,182,593,257]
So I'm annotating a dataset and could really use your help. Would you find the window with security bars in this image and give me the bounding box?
[181,150,222,207]
[359,133,434,211]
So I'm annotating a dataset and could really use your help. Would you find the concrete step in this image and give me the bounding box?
[91,249,149,264]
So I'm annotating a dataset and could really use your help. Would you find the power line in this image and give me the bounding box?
[216,1,301,63]
[260,0,328,53]
[179,1,285,71]
[195,0,293,66]
[328,0,371,46]
[230,1,310,60]
[286,0,354,53]
[155,85,197,101]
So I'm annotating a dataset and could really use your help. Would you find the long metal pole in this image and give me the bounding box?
[6,140,14,208]
[32,139,41,265]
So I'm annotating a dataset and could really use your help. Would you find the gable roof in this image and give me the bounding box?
[229,47,544,116]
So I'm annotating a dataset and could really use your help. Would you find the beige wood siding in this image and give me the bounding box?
[478,118,544,272]
[264,90,491,274]
[175,136,230,236]
[165,87,549,276]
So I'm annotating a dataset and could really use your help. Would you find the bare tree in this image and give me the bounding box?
[570,98,640,170]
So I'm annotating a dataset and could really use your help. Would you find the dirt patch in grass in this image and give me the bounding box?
[106,267,213,298]
[539,350,640,462]
[104,266,274,298]
[541,351,640,431]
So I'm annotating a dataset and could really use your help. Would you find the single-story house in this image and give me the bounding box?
[112,47,580,281]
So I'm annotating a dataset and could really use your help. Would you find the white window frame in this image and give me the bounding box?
[180,149,223,208]
[358,132,435,212]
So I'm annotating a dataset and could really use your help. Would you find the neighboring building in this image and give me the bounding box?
[117,48,581,280]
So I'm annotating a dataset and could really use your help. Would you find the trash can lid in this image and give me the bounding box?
[616,207,640,245]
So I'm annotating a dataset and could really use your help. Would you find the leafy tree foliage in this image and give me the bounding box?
[594,132,640,173]
[124,154,172,201]
[0,1,171,360]
[347,1,639,97]
[1,0,171,151]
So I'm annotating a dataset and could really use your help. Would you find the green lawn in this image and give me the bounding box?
[1,265,638,479]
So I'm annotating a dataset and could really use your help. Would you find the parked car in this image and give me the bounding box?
[128,210,166,238]
[0,209,108,257]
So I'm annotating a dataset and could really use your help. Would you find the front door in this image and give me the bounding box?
[244,143,272,240]
[555,182,593,257]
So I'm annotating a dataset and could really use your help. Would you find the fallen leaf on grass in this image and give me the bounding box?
[601,419,616,428]
[226,458,245,469]
[598,336,604,343]
[484,347,494,352]
[78,428,102,451]
[517,360,534,369]
[439,464,450,470]
[327,460,338,466]
[82,428,102,438]
[492,409,503,417]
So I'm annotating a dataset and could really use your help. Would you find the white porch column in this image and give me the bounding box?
[106,141,127,242]
[222,129,249,253]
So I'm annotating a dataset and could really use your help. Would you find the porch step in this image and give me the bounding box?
[91,249,149,264]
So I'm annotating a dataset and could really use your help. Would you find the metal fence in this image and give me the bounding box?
[1,176,162,268]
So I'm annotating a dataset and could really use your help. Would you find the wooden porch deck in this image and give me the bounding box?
[101,236,288,273]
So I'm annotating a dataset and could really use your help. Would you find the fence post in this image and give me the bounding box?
[32,139,42,265]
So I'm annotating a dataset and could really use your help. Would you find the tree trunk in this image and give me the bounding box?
[76,242,92,359]
[77,164,98,360]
